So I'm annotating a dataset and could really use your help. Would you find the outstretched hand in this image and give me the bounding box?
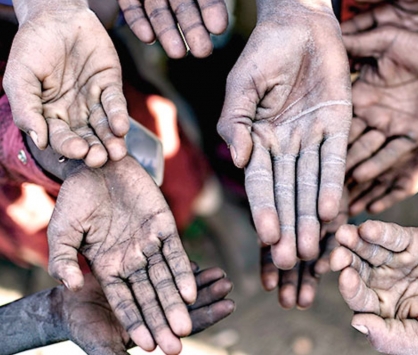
[343,5,418,183]
[47,156,196,355]
[331,220,418,355]
[118,0,228,58]
[3,1,129,168]
[63,266,234,355]
[217,0,352,269]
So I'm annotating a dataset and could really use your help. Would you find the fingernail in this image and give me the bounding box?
[61,279,70,289]
[29,131,39,147]
[352,324,369,335]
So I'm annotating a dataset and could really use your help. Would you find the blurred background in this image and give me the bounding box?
[0,0,413,354]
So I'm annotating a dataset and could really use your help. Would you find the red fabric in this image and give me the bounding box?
[340,0,372,22]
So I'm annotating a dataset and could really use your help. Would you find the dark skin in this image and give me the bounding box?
[0,265,235,355]
[260,188,348,309]
[4,0,129,168]
[331,220,418,355]
[217,0,352,269]
[118,0,228,58]
[26,137,197,355]
[343,0,418,184]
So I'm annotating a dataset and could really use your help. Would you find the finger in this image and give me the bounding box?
[297,261,318,310]
[260,245,279,291]
[318,132,348,223]
[358,220,412,253]
[368,187,413,214]
[144,0,187,58]
[89,104,127,162]
[194,267,225,289]
[190,276,233,309]
[72,125,109,168]
[47,208,84,291]
[348,117,367,145]
[196,0,228,35]
[335,224,394,267]
[47,118,89,160]
[297,144,320,261]
[189,299,235,335]
[102,278,156,352]
[245,142,280,245]
[351,314,418,355]
[278,266,299,310]
[349,181,388,216]
[3,61,48,150]
[161,232,197,305]
[101,85,130,138]
[353,138,416,183]
[118,0,156,43]
[338,267,380,313]
[343,27,398,58]
[170,0,213,58]
[346,130,386,172]
[217,67,256,168]
[145,244,192,337]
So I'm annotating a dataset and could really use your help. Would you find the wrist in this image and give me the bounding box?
[12,0,89,24]
[256,0,333,20]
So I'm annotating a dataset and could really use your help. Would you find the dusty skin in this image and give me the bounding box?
[348,150,418,216]
[118,0,228,58]
[260,188,349,309]
[0,265,235,355]
[343,1,418,184]
[47,156,197,355]
[331,220,418,355]
[3,0,129,168]
[217,0,352,269]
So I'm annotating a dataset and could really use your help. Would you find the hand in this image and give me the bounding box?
[217,0,352,268]
[3,0,129,168]
[47,156,196,355]
[343,16,418,183]
[331,220,418,355]
[348,150,418,215]
[118,0,228,58]
[62,265,234,355]
[260,187,349,309]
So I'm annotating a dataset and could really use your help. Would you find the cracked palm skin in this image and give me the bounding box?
[343,1,418,184]
[331,220,418,355]
[217,0,352,269]
[62,267,234,355]
[118,0,228,58]
[3,0,129,168]
[47,156,197,355]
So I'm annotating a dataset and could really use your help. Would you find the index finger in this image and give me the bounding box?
[196,0,228,35]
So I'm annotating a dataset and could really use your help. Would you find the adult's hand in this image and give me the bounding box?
[260,188,349,309]
[3,0,129,168]
[331,220,418,355]
[118,0,228,58]
[343,9,418,183]
[47,155,196,355]
[217,0,352,269]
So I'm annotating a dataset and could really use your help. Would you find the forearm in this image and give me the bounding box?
[0,287,68,355]
[11,0,88,23]
[256,0,333,18]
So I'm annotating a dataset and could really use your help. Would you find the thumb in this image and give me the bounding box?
[217,70,257,168]
[3,62,48,150]
[47,210,84,292]
[343,26,398,58]
[352,313,418,354]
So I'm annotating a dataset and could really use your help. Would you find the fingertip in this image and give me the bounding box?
[57,268,84,292]
[253,211,281,245]
[318,195,340,222]
[271,244,298,270]
[180,281,198,305]
[202,7,228,35]
[109,114,130,138]
[105,137,128,162]
[59,137,90,160]
[279,285,297,310]
[131,326,156,352]
[329,246,352,272]
[84,144,108,168]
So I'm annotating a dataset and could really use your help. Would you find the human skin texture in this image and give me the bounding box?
[3,0,129,168]
[260,188,349,309]
[217,0,352,269]
[0,265,235,355]
[348,150,418,216]
[117,0,228,58]
[330,220,418,355]
[25,137,197,355]
[343,1,418,184]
